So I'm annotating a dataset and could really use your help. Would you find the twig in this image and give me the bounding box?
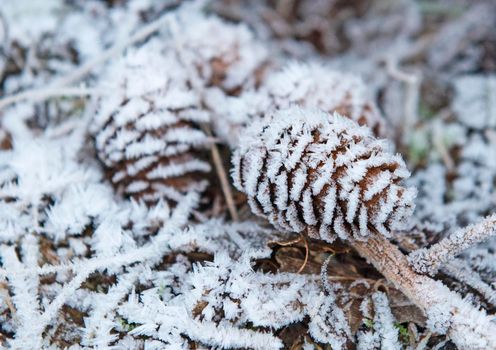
[0,87,102,110]
[349,227,496,349]
[297,233,309,273]
[0,13,172,110]
[53,13,171,88]
[442,258,496,307]
[432,120,455,172]
[268,236,302,247]
[408,213,496,275]
[320,254,334,294]
[202,124,239,221]
[487,76,496,127]
[386,57,421,145]
[0,281,16,315]
[415,331,432,350]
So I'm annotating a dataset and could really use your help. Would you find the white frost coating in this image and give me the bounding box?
[207,60,387,148]
[417,277,496,349]
[0,245,44,349]
[307,293,351,350]
[81,266,142,348]
[0,135,104,243]
[232,106,416,240]
[0,121,290,347]
[0,139,282,348]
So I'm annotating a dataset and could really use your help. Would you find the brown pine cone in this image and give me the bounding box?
[232,106,416,241]
[91,48,211,205]
[258,62,386,137]
[170,12,269,94]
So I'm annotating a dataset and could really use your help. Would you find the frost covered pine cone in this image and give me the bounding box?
[171,11,269,93]
[212,62,387,149]
[91,46,211,205]
[232,106,416,241]
[259,62,386,137]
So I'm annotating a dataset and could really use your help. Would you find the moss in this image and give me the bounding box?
[363,318,374,329]
[394,322,410,345]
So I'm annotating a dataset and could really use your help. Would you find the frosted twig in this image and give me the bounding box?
[432,118,455,172]
[0,245,43,348]
[40,265,95,327]
[371,292,401,349]
[386,57,421,145]
[416,332,432,350]
[33,232,174,336]
[320,254,334,295]
[0,13,172,110]
[2,190,201,343]
[297,233,309,273]
[0,282,16,315]
[82,267,141,347]
[202,124,239,221]
[0,191,201,280]
[408,213,496,275]
[0,87,103,110]
[442,258,496,306]
[53,14,172,88]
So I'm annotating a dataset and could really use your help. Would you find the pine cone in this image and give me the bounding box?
[232,107,416,241]
[171,12,268,93]
[91,47,211,205]
[259,62,386,137]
